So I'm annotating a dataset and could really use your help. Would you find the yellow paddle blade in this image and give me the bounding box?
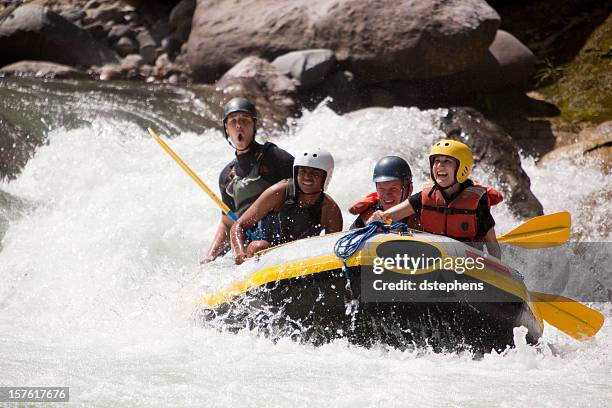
[530,291,604,340]
[497,212,571,249]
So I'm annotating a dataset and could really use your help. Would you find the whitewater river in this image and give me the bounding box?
[0,78,610,407]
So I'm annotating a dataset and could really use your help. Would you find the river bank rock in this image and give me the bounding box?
[0,61,88,79]
[539,139,612,173]
[272,49,336,91]
[0,4,119,68]
[216,56,297,112]
[439,107,544,218]
[187,0,500,83]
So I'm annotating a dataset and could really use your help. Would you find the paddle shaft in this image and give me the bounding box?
[148,128,240,222]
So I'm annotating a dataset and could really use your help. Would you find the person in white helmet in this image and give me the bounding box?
[230,148,343,264]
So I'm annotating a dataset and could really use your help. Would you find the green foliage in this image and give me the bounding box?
[535,59,565,87]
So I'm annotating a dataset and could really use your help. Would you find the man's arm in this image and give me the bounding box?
[201,214,233,264]
[321,196,343,234]
[483,227,501,259]
[230,181,287,264]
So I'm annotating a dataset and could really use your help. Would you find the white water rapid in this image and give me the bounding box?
[1,102,610,407]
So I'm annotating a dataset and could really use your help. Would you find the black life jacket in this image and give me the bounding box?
[225,142,273,215]
[276,179,325,244]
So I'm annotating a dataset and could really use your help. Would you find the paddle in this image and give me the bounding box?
[147,128,256,240]
[497,211,570,249]
[530,291,605,340]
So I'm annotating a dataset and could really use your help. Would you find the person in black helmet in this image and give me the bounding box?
[201,97,294,264]
[348,156,420,230]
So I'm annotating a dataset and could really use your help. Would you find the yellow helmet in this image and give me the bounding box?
[429,139,473,184]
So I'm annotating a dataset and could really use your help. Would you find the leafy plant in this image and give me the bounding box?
[535,58,565,87]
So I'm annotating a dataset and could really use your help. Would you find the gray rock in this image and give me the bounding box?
[150,24,172,44]
[99,64,122,80]
[169,0,196,28]
[457,30,536,92]
[59,7,86,23]
[272,49,336,91]
[0,60,88,79]
[219,56,296,97]
[439,107,543,218]
[115,36,138,56]
[123,11,140,24]
[120,54,143,71]
[83,22,108,38]
[540,138,612,174]
[84,0,102,10]
[187,0,499,83]
[161,36,181,58]
[108,24,133,43]
[137,30,157,64]
[0,4,119,68]
[169,0,195,43]
[139,64,153,78]
[85,4,123,24]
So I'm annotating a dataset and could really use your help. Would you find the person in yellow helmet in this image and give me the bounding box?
[369,139,503,258]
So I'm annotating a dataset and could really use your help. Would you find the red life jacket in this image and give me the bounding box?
[349,191,421,230]
[420,182,502,241]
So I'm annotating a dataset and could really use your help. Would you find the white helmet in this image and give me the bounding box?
[293,148,334,191]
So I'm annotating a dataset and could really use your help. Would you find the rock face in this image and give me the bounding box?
[0,4,119,68]
[0,61,88,79]
[0,113,43,181]
[187,0,500,83]
[439,107,544,218]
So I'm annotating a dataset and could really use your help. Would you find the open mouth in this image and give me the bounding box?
[237,132,244,142]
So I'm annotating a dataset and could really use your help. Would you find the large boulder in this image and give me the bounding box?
[0,4,119,68]
[385,30,536,105]
[439,107,544,218]
[0,61,88,79]
[187,0,500,83]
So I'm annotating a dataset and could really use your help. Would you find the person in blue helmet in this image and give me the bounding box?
[348,156,420,230]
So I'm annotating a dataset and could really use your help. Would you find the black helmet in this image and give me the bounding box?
[373,156,412,183]
[222,97,257,140]
[223,97,257,123]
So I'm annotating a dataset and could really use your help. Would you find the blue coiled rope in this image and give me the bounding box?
[333,221,408,266]
[333,220,408,317]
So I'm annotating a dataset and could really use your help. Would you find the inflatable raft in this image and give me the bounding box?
[199,228,544,353]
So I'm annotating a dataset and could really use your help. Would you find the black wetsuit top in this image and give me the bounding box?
[219,141,294,214]
[408,180,495,237]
